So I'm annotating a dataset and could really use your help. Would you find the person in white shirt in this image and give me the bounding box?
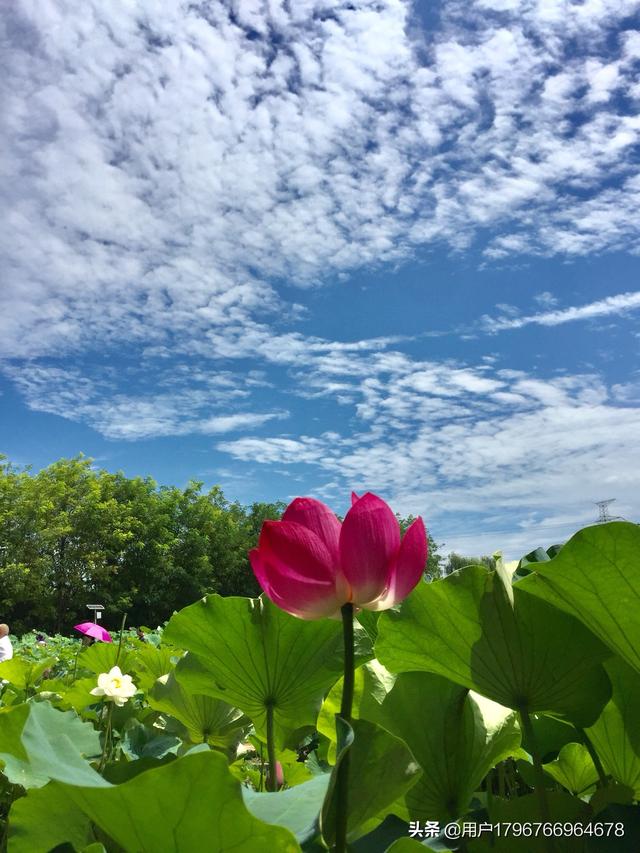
[0,623,14,662]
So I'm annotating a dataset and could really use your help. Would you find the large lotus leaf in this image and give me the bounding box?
[78,642,135,677]
[585,657,640,797]
[543,743,598,795]
[513,543,563,581]
[147,671,249,747]
[319,666,519,822]
[103,754,178,784]
[356,609,381,643]
[165,594,372,747]
[321,717,422,848]
[132,643,177,691]
[384,674,520,822]
[52,676,101,714]
[376,565,611,727]
[518,522,640,674]
[9,750,300,852]
[120,719,181,760]
[7,782,95,853]
[0,657,54,690]
[0,701,105,789]
[317,660,397,762]
[243,774,331,844]
[521,714,577,763]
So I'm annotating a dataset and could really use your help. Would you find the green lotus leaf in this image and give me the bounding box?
[319,664,519,822]
[376,564,611,727]
[120,718,181,760]
[321,717,422,848]
[586,657,640,797]
[6,782,94,853]
[542,743,598,795]
[147,671,249,748]
[243,774,331,844]
[317,660,397,762]
[103,754,178,784]
[52,676,101,714]
[78,642,135,677]
[521,714,577,763]
[0,657,55,691]
[9,750,301,852]
[518,522,640,674]
[164,594,372,747]
[132,643,178,692]
[0,700,104,789]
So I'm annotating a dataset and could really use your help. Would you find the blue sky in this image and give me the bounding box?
[1,0,640,559]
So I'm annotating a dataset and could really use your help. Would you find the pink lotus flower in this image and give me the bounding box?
[250,492,427,619]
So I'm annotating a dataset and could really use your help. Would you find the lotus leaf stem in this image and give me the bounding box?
[519,708,555,853]
[115,612,127,667]
[266,700,278,792]
[577,727,608,788]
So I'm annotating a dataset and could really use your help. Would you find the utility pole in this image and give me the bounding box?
[594,499,622,524]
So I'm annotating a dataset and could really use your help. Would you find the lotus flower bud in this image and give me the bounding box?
[250,492,427,619]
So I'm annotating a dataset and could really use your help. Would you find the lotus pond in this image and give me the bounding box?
[1,520,639,852]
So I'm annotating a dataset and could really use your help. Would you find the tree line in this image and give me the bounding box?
[0,455,287,635]
[0,454,488,636]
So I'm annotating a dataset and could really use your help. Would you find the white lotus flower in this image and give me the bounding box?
[90,666,137,707]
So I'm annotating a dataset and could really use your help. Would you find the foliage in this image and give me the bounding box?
[443,552,496,575]
[0,454,285,634]
[396,514,443,580]
[1,520,639,852]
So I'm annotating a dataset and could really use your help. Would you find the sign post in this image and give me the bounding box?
[86,604,105,624]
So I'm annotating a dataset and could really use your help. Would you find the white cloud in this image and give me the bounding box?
[483,290,640,331]
[3,362,288,440]
[1,0,640,558]
[219,344,639,558]
[533,291,558,308]
[1,0,640,363]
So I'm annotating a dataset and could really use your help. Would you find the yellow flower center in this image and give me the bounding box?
[111,677,122,689]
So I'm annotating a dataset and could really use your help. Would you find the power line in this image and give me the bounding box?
[440,519,591,541]
[440,512,635,547]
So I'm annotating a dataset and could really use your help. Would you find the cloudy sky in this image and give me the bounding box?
[2,0,640,559]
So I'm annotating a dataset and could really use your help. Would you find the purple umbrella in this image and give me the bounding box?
[74,622,112,643]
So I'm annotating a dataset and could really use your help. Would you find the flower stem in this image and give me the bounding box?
[335,602,355,853]
[266,701,278,792]
[98,701,114,773]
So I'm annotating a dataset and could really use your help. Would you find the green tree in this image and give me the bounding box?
[0,455,39,631]
[0,456,135,633]
[396,514,442,581]
[443,552,496,575]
